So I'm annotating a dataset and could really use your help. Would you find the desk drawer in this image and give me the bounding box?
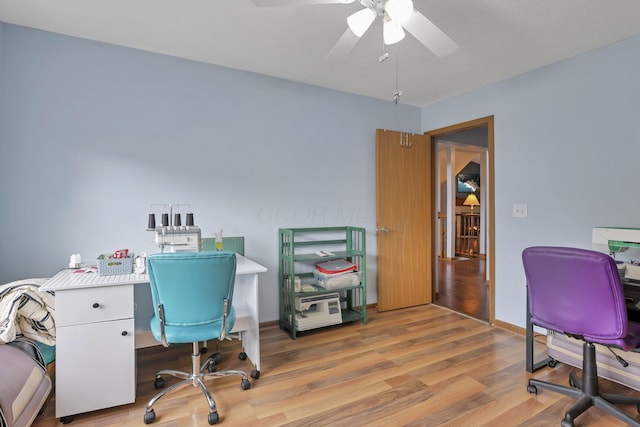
[56,285,134,327]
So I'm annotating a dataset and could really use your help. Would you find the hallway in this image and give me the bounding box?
[435,256,488,322]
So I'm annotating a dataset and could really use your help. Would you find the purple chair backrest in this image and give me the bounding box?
[522,246,627,341]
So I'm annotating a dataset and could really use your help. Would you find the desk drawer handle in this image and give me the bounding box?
[121,331,128,336]
[92,303,100,309]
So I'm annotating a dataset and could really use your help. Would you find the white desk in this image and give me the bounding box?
[42,254,267,422]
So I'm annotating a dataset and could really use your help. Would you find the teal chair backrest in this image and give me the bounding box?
[147,252,237,330]
[202,236,245,255]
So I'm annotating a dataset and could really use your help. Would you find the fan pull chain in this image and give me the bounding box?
[393,52,402,105]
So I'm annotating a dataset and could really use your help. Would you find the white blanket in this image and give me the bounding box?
[0,278,55,345]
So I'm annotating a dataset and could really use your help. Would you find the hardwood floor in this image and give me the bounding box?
[33,305,640,426]
[436,257,489,322]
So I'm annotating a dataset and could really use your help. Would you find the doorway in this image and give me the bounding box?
[426,117,494,324]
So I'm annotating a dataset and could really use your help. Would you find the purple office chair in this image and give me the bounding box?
[523,246,640,427]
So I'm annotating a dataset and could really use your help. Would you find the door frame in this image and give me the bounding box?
[425,116,495,324]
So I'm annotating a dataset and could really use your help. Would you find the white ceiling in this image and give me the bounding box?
[1,0,640,107]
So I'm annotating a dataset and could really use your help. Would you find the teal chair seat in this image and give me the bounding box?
[149,310,236,344]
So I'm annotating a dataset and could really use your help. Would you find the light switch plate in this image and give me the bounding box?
[513,204,528,218]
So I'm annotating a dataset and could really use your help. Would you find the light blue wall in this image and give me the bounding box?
[0,21,3,79]
[0,24,421,323]
[422,35,640,328]
[5,22,638,330]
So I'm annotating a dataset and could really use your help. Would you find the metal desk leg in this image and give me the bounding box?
[526,287,552,373]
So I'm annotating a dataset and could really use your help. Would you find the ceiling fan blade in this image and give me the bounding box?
[325,28,361,62]
[401,10,458,57]
[252,0,355,6]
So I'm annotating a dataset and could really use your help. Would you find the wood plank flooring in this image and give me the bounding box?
[436,257,489,322]
[33,305,640,426]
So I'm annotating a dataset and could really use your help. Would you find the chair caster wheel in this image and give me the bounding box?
[144,409,156,424]
[208,412,219,425]
[154,376,165,389]
[241,378,251,390]
[251,369,260,379]
[60,415,75,424]
[561,418,574,427]
[548,359,557,368]
[206,353,221,372]
[527,384,537,394]
[239,351,247,361]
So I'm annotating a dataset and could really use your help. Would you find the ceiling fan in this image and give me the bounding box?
[252,0,458,61]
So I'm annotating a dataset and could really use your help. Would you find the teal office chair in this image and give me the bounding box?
[143,252,251,425]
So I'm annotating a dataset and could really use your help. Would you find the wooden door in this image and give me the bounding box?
[376,129,433,311]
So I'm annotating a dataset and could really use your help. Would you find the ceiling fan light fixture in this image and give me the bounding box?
[383,19,405,45]
[385,0,413,23]
[347,8,376,37]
